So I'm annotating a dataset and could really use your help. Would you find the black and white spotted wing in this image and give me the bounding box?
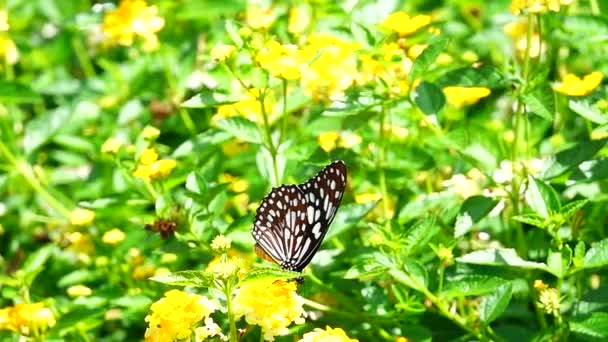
[253,160,347,272]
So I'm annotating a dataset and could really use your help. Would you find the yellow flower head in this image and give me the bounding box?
[214,88,270,123]
[443,86,491,107]
[0,10,9,31]
[533,279,548,290]
[299,326,358,342]
[145,290,216,342]
[102,228,126,245]
[0,303,56,336]
[0,35,18,64]
[510,0,570,15]
[142,126,161,140]
[67,285,93,298]
[256,41,302,80]
[133,159,177,182]
[140,148,159,165]
[288,7,309,34]
[537,287,560,316]
[380,11,432,36]
[101,138,123,154]
[247,5,275,29]
[355,193,381,204]
[318,131,340,152]
[194,317,225,341]
[233,279,305,341]
[211,234,232,252]
[211,43,236,63]
[102,0,165,50]
[70,208,95,226]
[553,72,603,97]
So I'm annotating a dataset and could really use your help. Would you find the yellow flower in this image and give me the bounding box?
[299,34,360,98]
[207,260,238,279]
[533,279,548,290]
[299,326,358,342]
[210,234,232,252]
[380,11,432,36]
[66,232,96,258]
[133,159,177,182]
[408,44,427,59]
[0,35,18,64]
[214,88,270,123]
[145,290,216,342]
[102,228,126,245]
[102,0,165,50]
[0,303,56,336]
[211,43,236,63]
[256,40,302,80]
[142,126,160,140]
[133,264,156,280]
[140,148,159,165]
[339,132,362,149]
[194,317,225,341]
[553,72,603,96]
[537,287,560,316]
[67,285,93,298]
[510,0,570,15]
[233,279,305,341]
[0,10,9,31]
[443,86,491,107]
[70,208,95,226]
[441,173,481,199]
[355,193,381,204]
[247,5,275,29]
[288,7,309,34]
[318,131,340,152]
[160,253,177,264]
[101,138,123,154]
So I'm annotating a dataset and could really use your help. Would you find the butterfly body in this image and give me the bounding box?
[253,161,347,274]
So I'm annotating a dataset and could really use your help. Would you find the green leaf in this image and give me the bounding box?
[326,202,378,240]
[441,275,507,298]
[58,269,102,287]
[454,196,499,237]
[351,22,376,48]
[573,241,586,268]
[24,107,72,154]
[344,262,390,280]
[0,80,43,104]
[512,214,547,228]
[583,238,608,269]
[569,100,608,124]
[411,81,445,116]
[181,89,238,108]
[479,283,512,323]
[546,246,571,278]
[239,267,302,284]
[571,159,608,182]
[149,270,214,288]
[215,116,262,144]
[570,312,608,339]
[389,261,427,292]
[409,36,449,81]
[436,65,506,89]
[522,84,555,121]
[560,200,588,220]
[22,245,56,285]
[457,248,547,270]
[525,176,561,218]
[402,217,439,256]
[541,139,608,179]
[562,14,608,36]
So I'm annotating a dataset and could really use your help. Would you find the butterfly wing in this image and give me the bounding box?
[252,184,309,271]
[292,160,347,271]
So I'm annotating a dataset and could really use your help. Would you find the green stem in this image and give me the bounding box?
[378,108,390,225]
[589,0,600,14]
[225,284,237,342]
[179,107,197,136]
[71,37,95,79]
[280,79,288,145]
[259,90,280,186]
[0,141,71,218]
[4,56,14,80]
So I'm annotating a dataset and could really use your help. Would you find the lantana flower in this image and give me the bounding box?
[0,303,56,337]
[443,86,491,107]
[298,326,358,342]
[553,72,603,97]
[380,11,432,36]
[102,0,165,50]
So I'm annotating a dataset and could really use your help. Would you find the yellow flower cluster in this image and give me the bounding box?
[144,290,217,342]
[318,131,362,152]
[510,0,573,15]
[102,0,165,50]
[247,5,275,29]
[257,41,302,80]
[443,86,491,107]
[380,11,432,36]
[233,279,305,341]
[211,43,236,62]
[133,148,176,182]
[0,302,56,337]
[0,10,18,64]
[210,234,232,252]
[553,72,603,97]
[102,228,126,245]
[299,326,358,342]
[70,208,96,226]
[359,42,413,95]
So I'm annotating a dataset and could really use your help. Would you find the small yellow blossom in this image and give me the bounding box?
[247,5,275,29]
[66,232,96,257]
[441,173,480,199]
[443,86,491,107]
[102,228,126,245]
[553,72,603,97]
[211,43,236,63]
[318,131,340,152]
[380,11,432,36]
[102,0,165,50]
[133,159,177,182]
[101,138,123,154]
[288,7,309,34]
[70,208,95,226]
[0,35,18,64]
[160,253,177,264]
[0,303,56,336]
[0,10,8,31]
[256,41,302,80]
[537,287,560,316]
[510,0,571,15]
[533,279,548,290]
[141,126,160,140]
[339,132,362,149]
[408,44,427,59]
[195,317,225,341]
[233,279,305,341]
[214,88,270,123]
[140,148,159,165]
[396,337,409,342]
[211,234,232,252]
[133,264,156,280]
[299,326,358,342]
[208,260,238,279]
[355,193,381,204]
[145,290,216,342]
[67,285,93,298]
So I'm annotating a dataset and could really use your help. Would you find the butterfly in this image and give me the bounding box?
[252,161,347,277]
